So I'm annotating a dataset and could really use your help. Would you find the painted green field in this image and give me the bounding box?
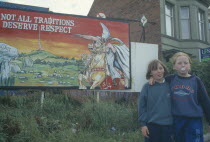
[14,64,79,87]
[8,50,88,87]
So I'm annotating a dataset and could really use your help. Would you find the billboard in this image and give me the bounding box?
[130,42,158,92]
[0,8,130,89]
[200,47,210,62]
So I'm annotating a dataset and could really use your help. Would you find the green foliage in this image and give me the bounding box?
[0,94,37,108]
[191,60,210,95]
[0,94,142,142]
[0,116,21,142]
[79,102,137,131]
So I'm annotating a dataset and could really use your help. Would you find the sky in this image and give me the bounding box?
[0,0,94,16]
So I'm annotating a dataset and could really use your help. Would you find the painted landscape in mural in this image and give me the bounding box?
[0,8,130,89]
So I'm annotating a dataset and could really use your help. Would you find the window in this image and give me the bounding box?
[180,7,190,39]
[198,9,205,41]
[165,2,174,37]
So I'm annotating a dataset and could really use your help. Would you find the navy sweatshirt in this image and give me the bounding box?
[138,81,173,127]
[166,74,210,125]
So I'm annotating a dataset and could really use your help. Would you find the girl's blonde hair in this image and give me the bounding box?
[172,52,192,65]
[146,59,168,80]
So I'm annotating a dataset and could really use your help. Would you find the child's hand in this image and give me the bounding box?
[141,126,149,138]
[149,77,155,85]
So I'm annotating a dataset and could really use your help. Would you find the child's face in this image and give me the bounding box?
[173,55,191,77]
[151,63,165,82]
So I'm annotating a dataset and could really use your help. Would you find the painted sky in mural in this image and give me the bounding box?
[0,8,130,89]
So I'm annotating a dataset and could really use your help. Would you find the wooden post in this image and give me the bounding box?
[96,91,100,103]
[41,91,45,108]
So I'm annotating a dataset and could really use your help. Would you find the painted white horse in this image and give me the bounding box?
[78,42,106,89]
[76,22,130,89]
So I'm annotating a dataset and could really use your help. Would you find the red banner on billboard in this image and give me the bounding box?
[0,8,130,89]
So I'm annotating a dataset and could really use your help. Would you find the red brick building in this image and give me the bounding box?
[88,0,210,61]
[88,0,161,44]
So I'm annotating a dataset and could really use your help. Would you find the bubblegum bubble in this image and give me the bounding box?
[181,68,186,71]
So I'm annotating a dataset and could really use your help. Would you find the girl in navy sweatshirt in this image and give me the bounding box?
[165,52,210,142]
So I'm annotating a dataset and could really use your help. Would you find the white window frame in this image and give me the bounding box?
[180,6,190,39]
[198,9,205,41]
[165,2,175,37]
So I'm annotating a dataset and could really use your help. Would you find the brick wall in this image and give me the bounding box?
[88,0,161,45]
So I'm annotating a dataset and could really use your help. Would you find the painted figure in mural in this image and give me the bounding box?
[76,22,130,89]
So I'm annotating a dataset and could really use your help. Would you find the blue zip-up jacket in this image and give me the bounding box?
[166,74,210,125]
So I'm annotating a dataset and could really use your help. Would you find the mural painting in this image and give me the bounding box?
[0,8,130,89]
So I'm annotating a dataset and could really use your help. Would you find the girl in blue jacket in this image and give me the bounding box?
[138,59,173,142]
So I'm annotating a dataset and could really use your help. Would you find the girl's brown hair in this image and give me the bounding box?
[146,59,168,79]
[172,52,192,65]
